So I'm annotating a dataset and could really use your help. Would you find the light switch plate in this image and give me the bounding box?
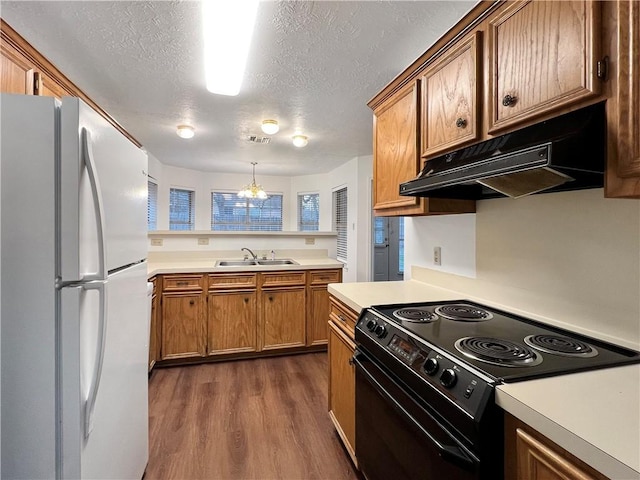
[150,238,163,247]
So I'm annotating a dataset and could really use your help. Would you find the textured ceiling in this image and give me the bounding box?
[0,1,477,176]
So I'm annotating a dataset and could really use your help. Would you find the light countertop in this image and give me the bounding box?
[148,255,343,277]
[328,280,640,479]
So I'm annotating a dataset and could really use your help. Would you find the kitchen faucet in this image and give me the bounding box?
[241,247,257,260]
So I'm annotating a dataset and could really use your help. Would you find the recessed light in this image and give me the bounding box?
[292,134,308,147]
[261,120,279,135]
[176,125,195,139]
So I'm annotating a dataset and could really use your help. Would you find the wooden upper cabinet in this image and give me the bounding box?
[421,32,481,157]
[35,71,70,99]
[604,0,640,198]
[1,38,34,94]
[373,81,423,214]
[488,0,602,133]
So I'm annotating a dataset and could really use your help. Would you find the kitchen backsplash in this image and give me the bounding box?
[406,188,640,350]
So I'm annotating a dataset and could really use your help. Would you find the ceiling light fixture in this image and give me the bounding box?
[238,162,268,199]
[202,0,259,96]
[261,119,279,135]
[176,125,195,139]
[292,134,308,148]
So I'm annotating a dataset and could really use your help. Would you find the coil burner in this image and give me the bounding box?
[392,307,438,323]
[455,336,542,367]
[435,304,493,322]
[524,334,598,358]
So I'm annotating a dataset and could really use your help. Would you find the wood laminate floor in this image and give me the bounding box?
[146,353,361,480]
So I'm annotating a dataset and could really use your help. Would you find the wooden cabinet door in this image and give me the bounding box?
[1,38,34,94]
[208,290,257,355]
[328,321,357,465]
[148,292,158,371]
[261,287,306,350]
[307,285,330,346]
[421,32,481,157]
[161,292,206,360]
[488,0,601,132]
[34,71,69,99]
[373,81,425,215]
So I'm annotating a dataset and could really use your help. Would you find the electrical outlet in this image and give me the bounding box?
[198,238,209,245]
[434,246,442,266]
[150,238,163,247]
[305,237,315,245]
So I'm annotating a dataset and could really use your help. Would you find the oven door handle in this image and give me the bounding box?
[354,353,478,472]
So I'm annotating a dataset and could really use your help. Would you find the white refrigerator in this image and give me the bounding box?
[1,94,149,479]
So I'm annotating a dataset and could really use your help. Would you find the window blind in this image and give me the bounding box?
[398,217,405,274]
[298,193,319,231]
[169,188,195,230]
[333,187,348,262]
[147,180,158,231]
[211,192,283,231]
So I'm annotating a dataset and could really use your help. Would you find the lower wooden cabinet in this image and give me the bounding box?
[148,276,161,371]
[262,287,306,350]
[505,413,608,480]
[328,296,358,467]
[208,290,257,355]
[152,269,342,365]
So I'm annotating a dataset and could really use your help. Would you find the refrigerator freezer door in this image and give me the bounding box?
[60,98,148,281]
[60,262,149,479]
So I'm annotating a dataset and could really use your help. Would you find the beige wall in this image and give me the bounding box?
[410,189,640,349]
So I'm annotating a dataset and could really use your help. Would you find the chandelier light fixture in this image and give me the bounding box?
[238,162,268,199]
[261,119,279,135]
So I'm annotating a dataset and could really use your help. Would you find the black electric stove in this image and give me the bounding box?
[366,299,640,383]
[353,299,640,480]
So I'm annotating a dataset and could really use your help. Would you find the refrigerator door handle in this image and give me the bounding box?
[83,280,108,438]
[81,128,107,282]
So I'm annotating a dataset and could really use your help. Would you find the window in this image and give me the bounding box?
[147,180,158,231]
[211,192,283,231]
[169,188,195,230]
[298,193,319,231]
[333,187,347,262]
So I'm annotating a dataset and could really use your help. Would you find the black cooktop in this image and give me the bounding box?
[370,299,640,382]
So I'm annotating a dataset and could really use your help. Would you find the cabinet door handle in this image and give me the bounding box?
[455,117,467,128]
[189,299,195,305]
[502,94,517,107]
[244,297,249,303]
[268,296,273,302]
[348,356,355,366]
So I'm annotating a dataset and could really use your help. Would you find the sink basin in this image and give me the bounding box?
[256,259,298,266]
[215,260,258,267]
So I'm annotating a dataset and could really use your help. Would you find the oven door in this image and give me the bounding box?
[354,350,480,480]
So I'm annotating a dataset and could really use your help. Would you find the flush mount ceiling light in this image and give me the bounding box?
[176,125,195,139]
[238,162,268,199]
[202,0,259,96]
[261,119,279,135]
[292,134,308,148]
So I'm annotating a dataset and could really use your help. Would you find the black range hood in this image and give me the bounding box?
[400,102,606,200]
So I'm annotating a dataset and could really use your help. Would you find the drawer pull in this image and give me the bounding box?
[338,314,346,323]
[502,94,517,107]
[177,281,189,286]
[455,117,467,128]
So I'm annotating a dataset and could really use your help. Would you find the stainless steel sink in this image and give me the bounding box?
[215,260,258,267]
[256,259,298,266]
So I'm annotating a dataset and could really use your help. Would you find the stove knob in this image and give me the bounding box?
[440,369,457,388]
[424,358,439,375]
[374,325,387,338]
[366,320,377,332]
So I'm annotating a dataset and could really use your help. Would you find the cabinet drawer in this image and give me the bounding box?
[162,274,203,291]
[260,271,306,288]
[309,269,342,285]
[208,273,257,290]
[329,297,359,338]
